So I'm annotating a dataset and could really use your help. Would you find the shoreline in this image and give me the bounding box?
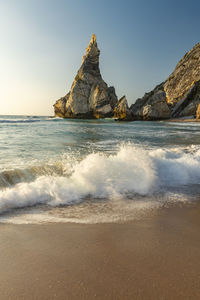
[0,202,200,299]
[164,117,200,123]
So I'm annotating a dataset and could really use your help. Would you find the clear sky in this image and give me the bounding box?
[0,0,200,115]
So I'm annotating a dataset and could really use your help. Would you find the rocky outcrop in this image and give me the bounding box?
[196,104,200,120]
[114,96,132,121]
[164,43,200,105]
[130,42,200,120]
[54,37,200,121]
[130,83,170,120]
[164,42,200,118]
[171,80,200,117]
[54,34,118,119]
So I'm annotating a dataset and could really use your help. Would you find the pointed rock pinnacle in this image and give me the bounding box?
[53,34,118,119]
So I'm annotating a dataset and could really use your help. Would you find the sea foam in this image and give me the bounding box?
[0,144,200,216]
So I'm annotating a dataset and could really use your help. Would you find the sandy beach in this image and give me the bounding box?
[0,202,199,300]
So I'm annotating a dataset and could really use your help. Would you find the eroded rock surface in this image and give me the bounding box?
[54,34,118,118]
[130,42,200,120]
[114,96,132,121]
[164,43,200,105]
[196,104,200,120]
[171,80,200,117]
[130,83,170,120]
[54,38,200,121]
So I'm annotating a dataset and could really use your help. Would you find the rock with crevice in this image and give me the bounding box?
[196,104,200,120]
[130,42,200,120]
[171,80,200,117]
[164,43,200,105]
[130,83,170,120]
[53,34,118,119]
[114,96,132,121]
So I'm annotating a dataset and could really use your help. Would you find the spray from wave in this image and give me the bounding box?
[0,144,200,223]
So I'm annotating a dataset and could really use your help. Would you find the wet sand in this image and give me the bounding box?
[0,203,200,300]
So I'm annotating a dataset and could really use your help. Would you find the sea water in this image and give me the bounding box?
[0,115,200,224]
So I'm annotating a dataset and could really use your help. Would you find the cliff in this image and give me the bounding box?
[130,83,170,120]
[130,42,200,120]
[164,43,200,106]
[53,34,118,119]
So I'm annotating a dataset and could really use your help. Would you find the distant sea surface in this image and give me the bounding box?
[0,115,200,224]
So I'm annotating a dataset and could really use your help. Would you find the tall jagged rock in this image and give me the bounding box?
[54,34,118,118]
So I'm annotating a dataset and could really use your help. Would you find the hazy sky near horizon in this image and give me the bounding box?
[0,0,200,115]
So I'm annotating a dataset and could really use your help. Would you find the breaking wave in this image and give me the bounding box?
[0,144,200,218]
[0,116,56,124]
[0,119,41,124]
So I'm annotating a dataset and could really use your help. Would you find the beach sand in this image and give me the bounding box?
[0,203,200,300]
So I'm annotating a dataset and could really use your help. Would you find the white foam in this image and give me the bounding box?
[0,144,200,221]
[150,147,200,185]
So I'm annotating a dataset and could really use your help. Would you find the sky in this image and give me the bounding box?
[0,0,200,116]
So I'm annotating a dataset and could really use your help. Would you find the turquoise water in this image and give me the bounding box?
[0,115,200,224]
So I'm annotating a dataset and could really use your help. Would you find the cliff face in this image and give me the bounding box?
[164,43,200,118]
[130,83,170,120]
[164,43,200,105]
[54,34,118,119]
[130,42,200,120]
[170,80,200,117]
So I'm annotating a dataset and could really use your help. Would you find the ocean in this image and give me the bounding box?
[0,115,200,224]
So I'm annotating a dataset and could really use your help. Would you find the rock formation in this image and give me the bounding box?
[130,42,200,120]
[114,96,132,121]
[165,43,200,118]
[196,104,200,120]
[171,80,200,117]
[54,34,118,118]
[130,83,170,120]
[164,43,200,106]
[54,37,200,121]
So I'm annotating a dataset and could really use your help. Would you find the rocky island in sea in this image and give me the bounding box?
[53,34,118,119]
[54,36,200,121]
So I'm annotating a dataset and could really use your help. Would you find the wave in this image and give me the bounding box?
[0,119,41,124]
[0,116,62,124]
[0,144,200,216]
[0,163,64,188]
